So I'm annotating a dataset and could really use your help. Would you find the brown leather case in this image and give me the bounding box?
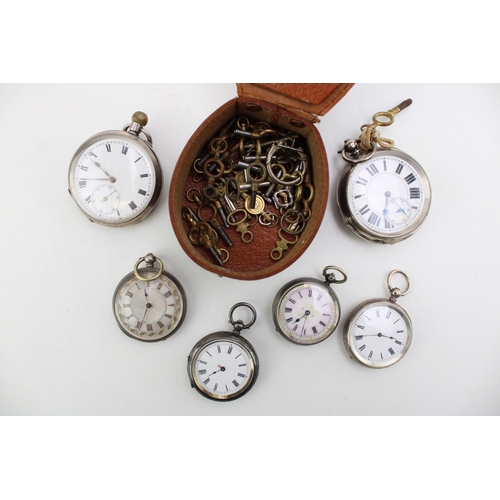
[237,83,354,123]
[169,83,354,280]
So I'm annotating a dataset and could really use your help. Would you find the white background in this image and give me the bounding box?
[1,83,499,416]
[2,0,500,493]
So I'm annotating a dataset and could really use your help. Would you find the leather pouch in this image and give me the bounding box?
[169,83,354,280]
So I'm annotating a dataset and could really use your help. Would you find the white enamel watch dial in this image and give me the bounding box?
[343,270,413,368]
[68,112,163,227]
[113,254,187,342]
[272,266,347,345]
[187,303,259,401]
[338,148,431,243]
[190,337,256,399]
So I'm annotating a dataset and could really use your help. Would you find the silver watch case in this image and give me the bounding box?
[343,298,413,369]
[272,276,341,345]
[187,332,259,401]
[112,267,187,342]
[337,148,431,244]
[68,129,163,227]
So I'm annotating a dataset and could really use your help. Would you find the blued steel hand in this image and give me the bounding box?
[384,191,408,217]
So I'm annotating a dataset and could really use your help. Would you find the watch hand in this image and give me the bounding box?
[88,156,116,183]
[208,365,226,376]
[79,178,114,181]
[101,188,118,203]
[359,332,401,340]
[383,191,391,215]
[141,288,151,324]
[294,310,311,322]
[300,314,310,336]
[389,196,408,217]
[295,315,305,322]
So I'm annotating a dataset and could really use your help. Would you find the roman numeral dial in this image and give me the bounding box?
[73,138,154,223]
[68,115,162,227]
[113,264,186,343]
[191,340,255,399]
[344,151,430,241]
[274,275,344,345]
[344,299,413,368]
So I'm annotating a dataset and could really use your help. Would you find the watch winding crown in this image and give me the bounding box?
[132,111,148,127]
[389,287,402,302]
[144,252,157,266]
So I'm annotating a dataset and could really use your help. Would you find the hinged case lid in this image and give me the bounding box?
[237,83,354,123]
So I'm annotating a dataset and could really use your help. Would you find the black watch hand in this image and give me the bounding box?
[208,366,226,376]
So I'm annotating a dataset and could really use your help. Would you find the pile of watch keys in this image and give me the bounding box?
[68,100,431,401]
[182,115,314,266]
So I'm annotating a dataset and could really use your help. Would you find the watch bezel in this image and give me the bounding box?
[187,332,259,401]
[343,298,413,369]
[337,148,431,244]
[272,276,341,345]
[68,129,163,227]
[112,267,187,342]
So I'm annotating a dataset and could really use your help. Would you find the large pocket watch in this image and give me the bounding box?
[337,100,431,244]
[343,270,413,369]
[68,112,163,227]
[187,302,259,401]
[112,253,187,342]
[272,266,347,345]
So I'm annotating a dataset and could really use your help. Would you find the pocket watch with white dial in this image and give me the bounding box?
[343,270,413,369]
[272,266,347,345]
[187,302,259,401]
[113,253,187,342]
[68,112,163,227]
[337,100,431,244]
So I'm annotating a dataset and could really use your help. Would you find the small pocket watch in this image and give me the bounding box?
[337,100,431,244]
[112,253,187,342]
[68,112,163,227]
[187,302,259,401]
[343,270,413,369]
[272,266,347,345]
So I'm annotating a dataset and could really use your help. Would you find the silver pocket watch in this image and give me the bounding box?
[337,100,431,244]
[187,302,259,401]
[272,266,347,345]
[68,112,163,226]
[113,253,187,342]
[343,270,413,369]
